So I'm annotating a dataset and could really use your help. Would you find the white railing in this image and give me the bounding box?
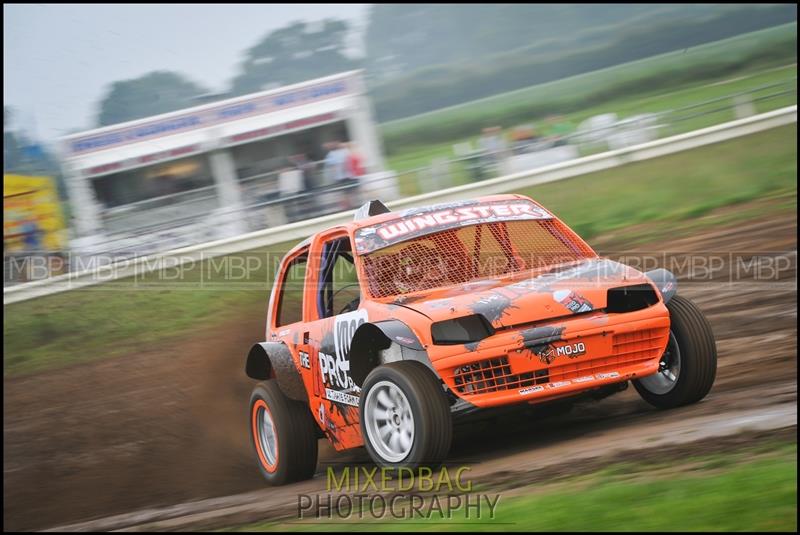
[4,105,796,305]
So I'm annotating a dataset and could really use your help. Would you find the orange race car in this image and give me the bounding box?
[246,194,717,484]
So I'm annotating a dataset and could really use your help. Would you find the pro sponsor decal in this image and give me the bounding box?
[334,309,368,366]
[354,200,553,254]
[318,349,353,390]
[319,310,368,404]
[519,385,545,395]
[547,380,572,389]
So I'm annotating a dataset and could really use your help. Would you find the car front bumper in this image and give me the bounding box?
[433,307,671,409]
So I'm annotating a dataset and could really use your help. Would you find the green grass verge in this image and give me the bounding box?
[2,249,279,376]
[387,60,796,181]
[3,124,797,376]
[231,441,798,532]
[388,61,797,195]
[519,123,797,241]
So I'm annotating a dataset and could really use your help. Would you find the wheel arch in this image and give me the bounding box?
[246,342,308,403]
[349,320,436,387]
[645,268,678,304]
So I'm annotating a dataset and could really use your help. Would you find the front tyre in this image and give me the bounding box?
[634,295,717,409]
[250,380,319,485]
[360,361,452,468]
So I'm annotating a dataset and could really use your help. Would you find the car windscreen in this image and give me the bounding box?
[359,219,596,299]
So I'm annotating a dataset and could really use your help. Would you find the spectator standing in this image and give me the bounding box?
[345,142,366,209]
[289,153,314,189]
[323,141,348,184]
[277,161,304,223]
[346,142,365,178]
[551,116,574,147]
[510,124,538,154]
[324,140,359,210]
[478,126,508,176]
[543,115,574,147]
[290,152,317,213]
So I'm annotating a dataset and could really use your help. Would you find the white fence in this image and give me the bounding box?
[4,105,796,305]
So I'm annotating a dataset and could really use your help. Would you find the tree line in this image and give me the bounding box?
[95,4,796,127]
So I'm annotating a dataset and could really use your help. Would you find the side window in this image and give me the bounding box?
[317,237,360,319]
[276,254,308,327]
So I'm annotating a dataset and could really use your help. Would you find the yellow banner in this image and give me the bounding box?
[3,174,67,251]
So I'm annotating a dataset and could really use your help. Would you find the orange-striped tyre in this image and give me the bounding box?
[250,380,318,485]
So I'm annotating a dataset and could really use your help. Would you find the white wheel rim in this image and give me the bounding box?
[640,331,682,395]
[363,380,415,463]
[256,405,278,467]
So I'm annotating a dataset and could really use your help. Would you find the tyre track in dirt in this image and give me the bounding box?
[46,408,798,532]
[3,211,797,531]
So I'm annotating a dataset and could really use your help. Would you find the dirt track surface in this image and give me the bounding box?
[3,212,797,531]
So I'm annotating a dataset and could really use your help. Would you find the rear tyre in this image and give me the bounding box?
[634,295,717,409]
[360,361,452,468]
[250,380,319,485]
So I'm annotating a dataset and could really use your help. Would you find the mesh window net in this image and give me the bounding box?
[360,220,596,299]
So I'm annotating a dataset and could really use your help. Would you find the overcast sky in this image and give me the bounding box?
[3,3,369,143]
